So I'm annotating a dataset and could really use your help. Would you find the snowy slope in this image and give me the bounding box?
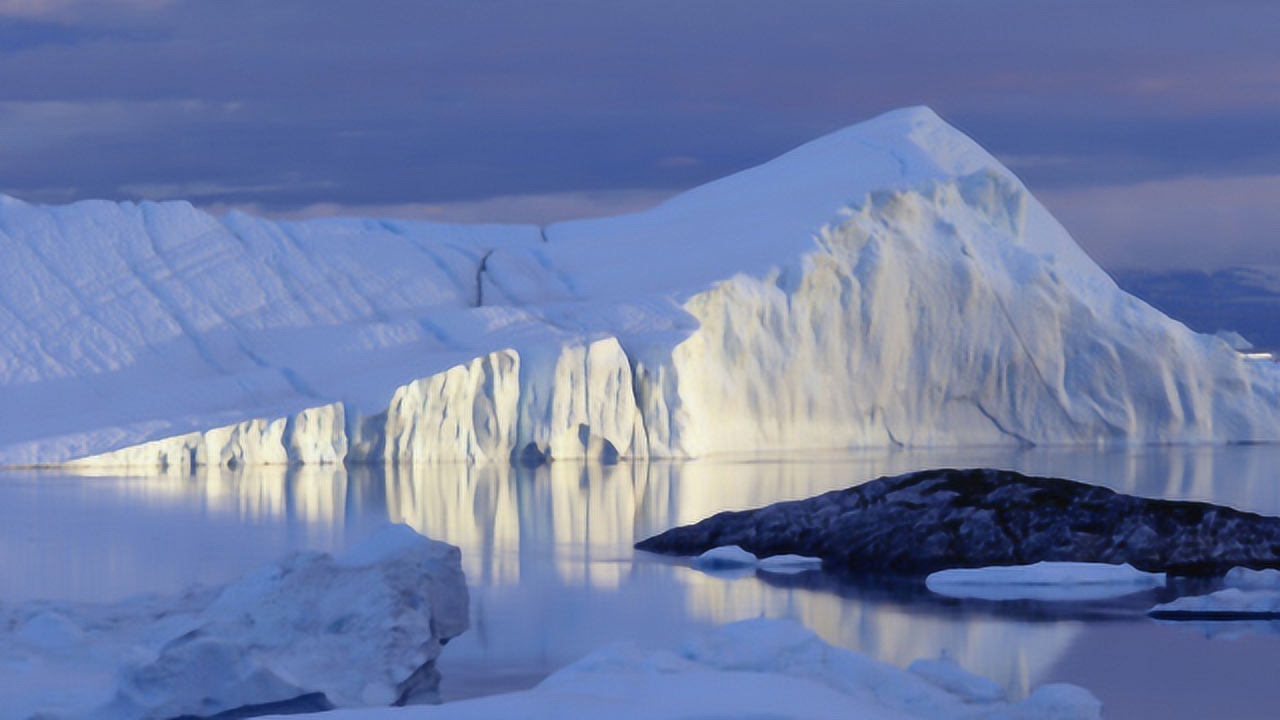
[4,106,1280,467]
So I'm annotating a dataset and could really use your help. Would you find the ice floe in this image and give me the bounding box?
[927,562,1165,602]
[0,524,468,720]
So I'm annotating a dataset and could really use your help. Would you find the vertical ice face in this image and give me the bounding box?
[658,170,1280,456]
[377,337,648,465]
[13,106,1280,468]
[381,350,522,465]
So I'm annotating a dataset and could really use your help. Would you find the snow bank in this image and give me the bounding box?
[0,524,469,720]
[7,106,1280,467]
[927,562,1166,602]
[311,618,1102,720]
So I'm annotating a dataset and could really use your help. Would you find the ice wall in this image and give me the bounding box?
[12,106,1280,468]
[663,171,1280,454]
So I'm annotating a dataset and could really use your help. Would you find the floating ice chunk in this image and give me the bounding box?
[689,547,824,576]
[1224,566,1280,590]
[926,562,1165,601]
[690,545,758,570]
[758,554,824,573]
[1149,588,1280,619]
[0,524,469,720]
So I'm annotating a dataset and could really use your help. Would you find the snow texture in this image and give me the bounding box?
[926,562,1165,602]
[0,524,469,720]
[637,468,1280,576]
[5,106,1280,467]
[310,619,1102,720]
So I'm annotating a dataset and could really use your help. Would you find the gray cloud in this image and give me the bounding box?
[0,0,1277,268]
[1040,175,1280,271]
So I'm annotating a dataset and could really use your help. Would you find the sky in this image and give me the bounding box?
[0,0,1277,271]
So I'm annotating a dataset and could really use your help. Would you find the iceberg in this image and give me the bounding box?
[926,562,1166,602]
[4,106,1280,467]
[0,524,469,720]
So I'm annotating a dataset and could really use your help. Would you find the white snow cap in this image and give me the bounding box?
[6,105,1280,468]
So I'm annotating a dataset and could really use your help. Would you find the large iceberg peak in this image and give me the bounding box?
[7,107,1280,468]
[543,106,1030,302]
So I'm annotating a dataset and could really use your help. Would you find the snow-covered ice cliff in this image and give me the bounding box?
[4,106,1279,468]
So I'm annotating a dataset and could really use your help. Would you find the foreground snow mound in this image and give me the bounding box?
[638,468,1280,576]
[927,563,1165,602]
[314,619,1102,720]
[0,525,468,720]
[6,106,1280,467]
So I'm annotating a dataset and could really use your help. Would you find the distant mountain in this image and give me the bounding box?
[1113,267,1280,350]
[4,107,1280,468]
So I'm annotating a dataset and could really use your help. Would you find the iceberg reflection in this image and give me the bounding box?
[5,443,1280,700]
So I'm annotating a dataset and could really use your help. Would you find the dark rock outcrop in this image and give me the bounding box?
[635,468,1280,576]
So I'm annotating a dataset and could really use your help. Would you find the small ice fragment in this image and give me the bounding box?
[1149,588,1280,618]
[926,562,1165,602]
[757,554,823,573]
[691,545,758,570]
[908,656,1006,703]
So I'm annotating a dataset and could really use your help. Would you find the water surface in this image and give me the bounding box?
[5,445,1280,719]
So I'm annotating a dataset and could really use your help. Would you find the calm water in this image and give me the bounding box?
[5,446,1280,719]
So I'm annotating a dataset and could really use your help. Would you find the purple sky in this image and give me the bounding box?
[0,0,1277,270]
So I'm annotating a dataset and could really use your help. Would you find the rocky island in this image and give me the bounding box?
[637,468,1280,576]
